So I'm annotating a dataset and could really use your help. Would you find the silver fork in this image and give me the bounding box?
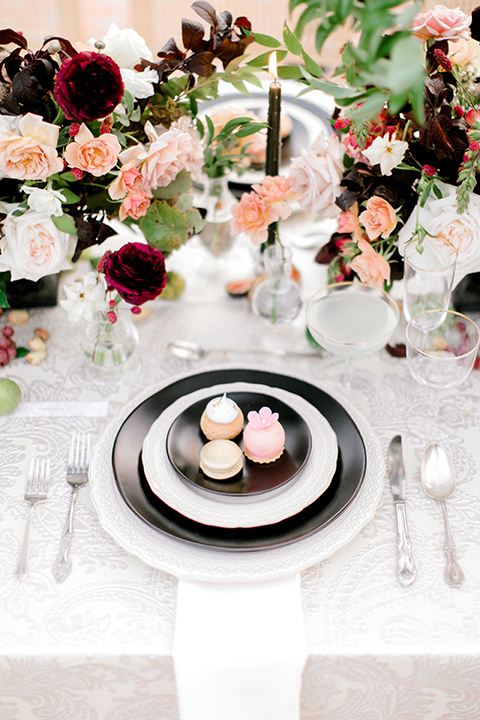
[52,432,91,583]
[15,458,51,581]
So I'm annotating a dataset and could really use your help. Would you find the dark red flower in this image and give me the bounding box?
[53,51,124,122]
[101,242,167,306]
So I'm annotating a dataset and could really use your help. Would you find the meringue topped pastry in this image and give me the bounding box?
[200,393,244,440]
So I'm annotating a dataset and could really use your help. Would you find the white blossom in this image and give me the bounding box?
[60,273,108,324]
[121,68,159,99]
[21,185,66,217]
[362,133,408,176]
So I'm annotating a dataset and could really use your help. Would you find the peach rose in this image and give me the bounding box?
[108,162,145,200]
[412,6,471,42]
[64,124,121,177]
[359,196,397,240]
[230,191,279,245]
[118,191,151,221]
[138,123,193,190]
[349,237,391,289]
[0,113,63,181]
[251,175,301,220]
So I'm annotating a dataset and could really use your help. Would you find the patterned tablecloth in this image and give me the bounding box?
[1,232,480,719]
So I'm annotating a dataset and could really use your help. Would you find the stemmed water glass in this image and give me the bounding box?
[306,281,400,401]
[403,237,458,328]
[406,309,480,420]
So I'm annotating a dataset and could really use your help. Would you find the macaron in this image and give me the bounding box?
[199,439,243,481]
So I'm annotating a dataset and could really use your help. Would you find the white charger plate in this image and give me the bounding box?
[142,382,338,528]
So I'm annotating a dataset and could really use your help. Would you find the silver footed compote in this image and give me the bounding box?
[421,443,465,588]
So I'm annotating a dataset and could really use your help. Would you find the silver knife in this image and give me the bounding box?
[387,435,416,586]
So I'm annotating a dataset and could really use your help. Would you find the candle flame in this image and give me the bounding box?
[268,51,277,79]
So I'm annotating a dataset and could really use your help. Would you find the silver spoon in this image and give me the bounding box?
[167,339,320,361]
[421,443,465,588]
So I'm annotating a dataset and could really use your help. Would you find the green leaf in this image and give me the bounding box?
[186,207,205,235]
[302,50,322,76]
[253,33,282,48]
[15,347,29,358]
[299,67,363,100]
[235,122,268,138]
[247,50,287,67]
[122,89,135,114]
[0,272,9,308]
[52,213,78,236]
[151,169,192,200]
[176,192,194,212]
[52,215,77,235]
[283,22,304,57]
[59,171,77,183]
[58,188,81,204]
[139,200,193,253]
[277,65,305,80]
[130,106,142,122]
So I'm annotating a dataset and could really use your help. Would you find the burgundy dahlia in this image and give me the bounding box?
[100,242,167,306]
[53,51,124,122]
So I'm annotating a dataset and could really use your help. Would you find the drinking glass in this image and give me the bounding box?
[403,237,457,328]
[406,309,480,420]
[306,282,400,398]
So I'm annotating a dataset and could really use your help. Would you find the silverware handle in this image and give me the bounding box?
[52,487,78,583]
[15,505,34,581]
[394,502,416,586]
[440,499,465,587]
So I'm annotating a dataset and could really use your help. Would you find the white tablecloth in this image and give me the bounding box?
[1,233,480,719]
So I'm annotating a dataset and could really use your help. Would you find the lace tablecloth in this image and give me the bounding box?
[2,235,480,719]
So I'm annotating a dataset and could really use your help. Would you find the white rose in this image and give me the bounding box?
[100,24,154,69]
[398,182,480,286]
[0,209,74,281]
[21,185,66,217]
[289,132,344,217]
[121,68,158,99]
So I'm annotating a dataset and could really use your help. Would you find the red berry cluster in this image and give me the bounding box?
[0,326,16,366]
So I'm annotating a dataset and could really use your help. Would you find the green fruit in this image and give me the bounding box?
[0,378,21,416]
[161,271,186,300]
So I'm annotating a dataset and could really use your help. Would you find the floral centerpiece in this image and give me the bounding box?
[0,1,272,318]
[282,1,480,296]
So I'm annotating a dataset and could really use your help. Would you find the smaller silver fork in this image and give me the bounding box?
[15,458,51,581]
[52,432,91,584]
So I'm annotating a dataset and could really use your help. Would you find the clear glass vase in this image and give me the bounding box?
[198,174,237,256]
[250,244,302,325]
[81,310,139,367]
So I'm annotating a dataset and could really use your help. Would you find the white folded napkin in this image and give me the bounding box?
[173,572,307,720]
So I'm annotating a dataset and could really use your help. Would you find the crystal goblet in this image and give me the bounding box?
[306,282,400,400]
[406,309,480,420]
[403,237,457,329]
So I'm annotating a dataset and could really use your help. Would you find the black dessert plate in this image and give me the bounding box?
[166,391,311,497]
[111,369,366,551]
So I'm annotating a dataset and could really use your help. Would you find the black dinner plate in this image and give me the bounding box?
[111,369,366,551]
[166,391,311,497]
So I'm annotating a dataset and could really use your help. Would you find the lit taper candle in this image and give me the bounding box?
[265,51,281,177]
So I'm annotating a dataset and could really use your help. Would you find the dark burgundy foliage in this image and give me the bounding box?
[101,242,167,306]
[152,0,254,84]
[53,51,124,122]
[471,6,480,41]
[386,343,406,358]
[72,216,118,264]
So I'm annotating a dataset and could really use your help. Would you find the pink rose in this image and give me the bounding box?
[108,162,145,200]
[251,175,301,220]
[230,191,279,245]
[118,191,151,221]
[0,113,63,181]
[289,132,344,217]
[359,196,397,240]
[138,124,193,190]
[64,124,121,177]
[412,6,471,42]
[338,203,360,234]
[349,237,391,289]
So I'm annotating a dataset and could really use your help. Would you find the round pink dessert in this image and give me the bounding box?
[243,406,285,464]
